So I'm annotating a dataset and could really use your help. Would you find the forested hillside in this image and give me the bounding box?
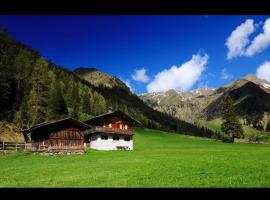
[0,29,217,138]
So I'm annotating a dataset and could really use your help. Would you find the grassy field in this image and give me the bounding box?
[1,127,270,187]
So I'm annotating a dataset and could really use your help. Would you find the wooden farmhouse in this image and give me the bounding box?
[21,111,140,153]
[84,111,141,150]
[21,118,92,153]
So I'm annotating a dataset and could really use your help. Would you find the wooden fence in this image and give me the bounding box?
[0,141,27,151]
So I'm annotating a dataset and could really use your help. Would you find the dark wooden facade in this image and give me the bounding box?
[22,118,92,153]
[21,111,140,153]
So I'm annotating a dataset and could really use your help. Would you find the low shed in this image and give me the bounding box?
[21,118,92,153]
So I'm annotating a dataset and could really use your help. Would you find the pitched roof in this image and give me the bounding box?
[84,110,141,125]
[21,118,92,137]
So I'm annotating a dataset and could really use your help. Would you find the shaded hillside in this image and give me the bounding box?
[204,79,270,120]
[74,68,218,137]
[0,30,218,139]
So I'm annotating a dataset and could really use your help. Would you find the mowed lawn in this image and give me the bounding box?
[1,128,270,187]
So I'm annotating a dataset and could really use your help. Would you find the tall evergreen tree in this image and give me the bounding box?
[18,94,30,128]
[220,95,244,142]
[70,84,80,119]
[82,91,92,115]
[27,58,50,126]
[48,80,68,119]
[97,95,107,115]
[65,79,75,107]
[93,92,107,115]
[0,30,16,117]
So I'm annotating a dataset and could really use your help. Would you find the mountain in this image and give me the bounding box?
[222,74,270,93]
[0,30,217,139]
[139,75,270,130]
[74,68,129,91]
[139,87,217,122]
[73,67,217,137]
[204,77,270,122]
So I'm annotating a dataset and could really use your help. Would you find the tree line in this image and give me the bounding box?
[0,29,107,128]
[0,28,223,140]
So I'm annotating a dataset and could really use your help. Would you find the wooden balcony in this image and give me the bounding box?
[90,126,133,135]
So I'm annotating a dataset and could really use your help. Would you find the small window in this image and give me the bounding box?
[101,135,108,140]
[113,136,119,141]
[124,137,130,141]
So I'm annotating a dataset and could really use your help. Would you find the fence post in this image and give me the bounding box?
[16,143,18,152]
[3,141,4,150]
[24,143,26,151]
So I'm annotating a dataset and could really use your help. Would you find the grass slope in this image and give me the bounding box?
[1,128,270,187]
[198,119,270,143]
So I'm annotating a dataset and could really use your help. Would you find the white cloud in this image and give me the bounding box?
[256,61,270,82]
[131,68,150,83]
[245,18,270,56]
[123,79,134,92]
[226,19,255,60]
[221,68,233,80]
[146,53,209,92]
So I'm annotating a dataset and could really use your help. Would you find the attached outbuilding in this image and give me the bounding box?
[21,118,92,153]
[84,110,141,150]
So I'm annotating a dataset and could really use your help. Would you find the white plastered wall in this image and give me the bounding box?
[90,133,133,150]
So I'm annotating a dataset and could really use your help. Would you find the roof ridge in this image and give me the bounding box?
[28,117,92,132]
[84,110,141,124]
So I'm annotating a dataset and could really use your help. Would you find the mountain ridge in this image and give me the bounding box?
[139,75,270,130]
[74,67,130,91]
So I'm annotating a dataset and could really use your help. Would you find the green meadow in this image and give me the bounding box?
[1,127,270,187]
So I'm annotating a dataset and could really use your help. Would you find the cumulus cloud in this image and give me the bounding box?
[256,61,270,82]
[245,18,270,56]
[225,19,255,60]
[225,18,270,59]
[131,68,150,83]
[146,53,209,92]
[221,68,233,80]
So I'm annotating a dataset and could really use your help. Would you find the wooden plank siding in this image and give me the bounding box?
[29,127,85,152]
[48,128,84,152]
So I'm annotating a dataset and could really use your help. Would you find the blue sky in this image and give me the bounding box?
[1,15,270,94]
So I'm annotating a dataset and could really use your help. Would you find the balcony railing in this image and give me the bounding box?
[90,126,133,135]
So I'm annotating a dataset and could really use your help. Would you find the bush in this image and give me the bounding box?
[219,133,234,143]
[211,134,220,140]
[247,135,259,142]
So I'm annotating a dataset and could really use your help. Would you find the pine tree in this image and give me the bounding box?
[97,95,107,115]
[48,80,68,119]
[92,91,99,116]
[27,58,50,126]
[65,79,74,108]
[70,84,80,119]
[82,91,92,115]
[19,95,30,127]
[0,30,15,116]
[220,95,244,142]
